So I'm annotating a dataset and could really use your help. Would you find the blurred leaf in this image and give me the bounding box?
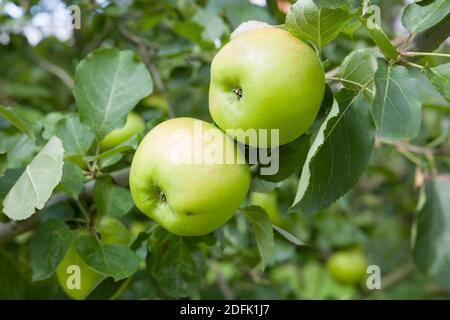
[169,21,214,49]
[2,136,64,221]
[362,22,398,60]
[250,176,278,192]
[28,219,75,281]
[86,277,130,300]
[372,60,422,139]
[301,262,356,299]
[409,67,450,107]
[257,135,310,182]
[0,244,58,299]
[192,9,227,43]
[414,176,450,290]
[58,160,85,199]
[292,90,375,214]
[223,0,274,28]
[338,49,377,93]
[427,63,450,101]
[0,105,35,142]
[93,175,134,218]
[273,225,305,246]
[0,133,37,169]
[41,112,65,140]
[74,48,153,139]
[54,114,95,157]
[148,227,206,297]
[401,0,450,33]
[76,234,140,281]
[241,206,274,271]
[286,0,352,52]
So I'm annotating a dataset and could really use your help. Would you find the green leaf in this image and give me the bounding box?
[74,48,153,139]
[414,176,450,290]
[257,135,310,182]
[0,133,37,169]
[301,262,356,299]
[168,21,214,50]
[410,67,450,107]
[192,9,227,43]
[338,49,377,93]
[93,176,134,218]
[292,90,375,214]
[286,0,352,52]
[241,206,274,271]
[148,227,206,297]
[54,114,95,157]
[402,0,450,34]
[273,225,305,246]
[28,219,75,281]
[428,63,450,101]
[0,152,6,177]
[313,0,359,10]
[372,60,422,139]
[76,234,140,281]
[362,21,398,60]
[0,105,35,142]
[2,136,64,221]
[58,161,85,199]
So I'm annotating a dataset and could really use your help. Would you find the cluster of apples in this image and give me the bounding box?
[129,26,325,236]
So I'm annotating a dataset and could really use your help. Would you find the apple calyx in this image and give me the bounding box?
[232,87,243,99]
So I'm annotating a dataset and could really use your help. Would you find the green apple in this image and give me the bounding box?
[250,191,290,228]
[129,117,251,236]
[56,217,130,300]
[100,112,146,151]
[209,27,325,147]
[326,249,368,285]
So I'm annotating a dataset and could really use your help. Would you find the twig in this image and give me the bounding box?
[380,263,416,290]
[28,50,74,89]
[117,23,175,118]
[0,168,130,245]
[326,76,374,95]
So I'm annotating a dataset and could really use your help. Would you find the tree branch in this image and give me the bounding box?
[117,23,175,118]
[28,50,74,90]
[0,168,130,245]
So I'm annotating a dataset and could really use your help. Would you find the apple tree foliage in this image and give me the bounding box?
[0,0,449,299]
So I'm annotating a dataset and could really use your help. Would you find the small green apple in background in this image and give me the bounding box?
[56,217,130,300]
[100,112,146,151]
[140,93,169,115]
[250,191,290,229]
[209,27,325,148]
[326,248,368,285]
[129,117,250,236]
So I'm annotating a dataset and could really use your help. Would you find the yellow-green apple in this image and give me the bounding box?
[209,27,324,147]
[56,217,130,300]
[129,117,250,236]
[326,249,368,285]
[100,112,146,151]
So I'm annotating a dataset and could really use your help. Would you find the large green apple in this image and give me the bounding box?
[129,117,251,236]
[100,112,146,151]
[209,27,325,147]
[326,249,368,285]
[56,217,130,300]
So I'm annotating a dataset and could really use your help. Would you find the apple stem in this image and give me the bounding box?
[159,191,166,202]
